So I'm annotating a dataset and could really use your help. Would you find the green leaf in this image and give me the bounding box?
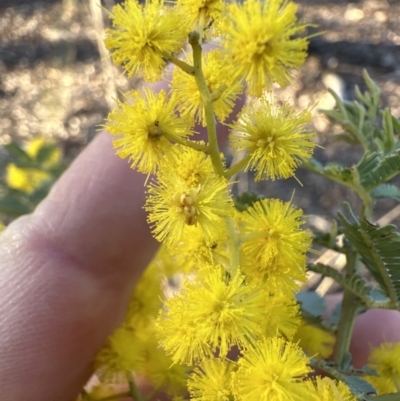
[296,291,326,318]
[368,289,390,307]
[342,375,377,400]
[371,184,400,201]
[356,152,381,180]
[392,114,400,134]
[307,263,372,302]
[35,144,57,166]
[4,143,32,164]
[382,108,396,152]
[234,192,265,212]
[338,203,400,305]
[0,197,32,216]
[357,149,400,190]
[322,163,355,184]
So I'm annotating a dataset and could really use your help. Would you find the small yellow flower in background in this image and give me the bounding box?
[96,323,188,396]
[106,89,194,174]
[230,96,315,181]
[171,50,241,126]
[139,337,188,398]
[145,168,233,246]
[294,320,336,359]
[105,0,187,82]
[232,336,313,401]
[239,199,311,289]
[6,164,50,194]
[307,377,357,401]
[124,262,163,327]
[221,0,309,96]
[157,265,268,365]
[177,0,224,35]
[364,342,400,394]
[95,325,147,382]
[6,137,62,194]
[188,358,235,401]
[26,137,61,168]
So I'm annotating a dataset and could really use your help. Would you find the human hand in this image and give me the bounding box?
[0,132,157,401]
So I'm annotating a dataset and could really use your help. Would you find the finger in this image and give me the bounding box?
[0,133,157,401]
[325,294,400,368]
[350,308,400,368]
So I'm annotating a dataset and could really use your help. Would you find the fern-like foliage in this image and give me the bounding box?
[371,184,400,202]
[338,203,400,306]
[357,149,400,190]
[307,263,372,303]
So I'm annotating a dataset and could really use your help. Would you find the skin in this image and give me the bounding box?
[0,81,399,400]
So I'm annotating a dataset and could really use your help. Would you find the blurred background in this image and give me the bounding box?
[0,0,400,227]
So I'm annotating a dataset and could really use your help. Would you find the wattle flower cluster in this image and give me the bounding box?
[78,0,364,400]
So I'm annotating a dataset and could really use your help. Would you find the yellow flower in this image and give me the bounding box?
[241,252,305,296]
[233,336,313,401]
[171,50,241,126]
[168,144,215,187]
[294,320,336,359]
[26,137,61,168]
[145,165,233,246]
[124,262,163,328]
[156,265,268,365]
[221,0,309,96]
[263,292,300,341]
[176,0,224,35]
[230,96,315,181]
[139,336,188,398]
[105,0,188,82]
[188,358,235,401]
[106,89,194,174]
[95,325,147,382]
[239,199,311,290]
[6,164,50,194]
[169,225,229,274]
[306,377,357,401]
[5,137,62,194]
[364,342,400,394]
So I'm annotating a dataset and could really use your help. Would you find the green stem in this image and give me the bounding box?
[164,53,194,75]
[224,154,251,179]
[334,251,360,367]
[189,31,224,176]
[210,84,228,102]
[127,373,145,401]
[163,133,208,152]
[188,30,239,274]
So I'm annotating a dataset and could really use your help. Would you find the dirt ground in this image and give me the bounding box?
[1,0,400,225]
